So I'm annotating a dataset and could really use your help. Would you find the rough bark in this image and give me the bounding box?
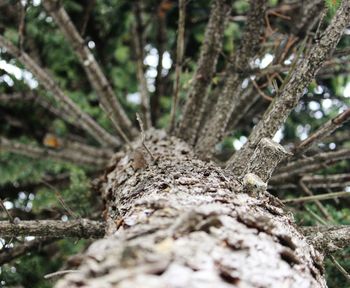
[55,131,326,287]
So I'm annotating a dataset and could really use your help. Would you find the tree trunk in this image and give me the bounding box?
[55,131,326,287]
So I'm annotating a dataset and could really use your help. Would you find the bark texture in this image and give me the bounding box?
[56,131,326,287]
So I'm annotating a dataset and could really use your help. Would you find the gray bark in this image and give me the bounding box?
[55,131,326,287]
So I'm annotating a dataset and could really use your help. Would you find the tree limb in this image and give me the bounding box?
[0,237,56,266]
[131,2,152,129]
[304,225,350,254]
[0,137,109,167]
[294,108,350,155]
[42,0,134,140]
[227,0,350,175]
[169,0,186,133]
[0,35,120,147]
[283,191,350,204]
[195,0,266,157]
[177,0,231,145]
[0,219,105,238]
[271,148,350,183]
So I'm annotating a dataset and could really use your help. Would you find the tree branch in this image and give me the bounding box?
[272,173,350,190]
[283,190,350,204]
[177,0,231,145]
[227,0,350,175]
[0,238,56,266]
[169,0,186,133]
[304,225,350,254]
[195,0,266,157]
[42,0,134,140]
[271,148,350,183]
[0,35,120,147]
[299,180,333,221]
[294,108,350,155]
[0,137,109,167]
[0,219,105,238]
[132,2,152,129]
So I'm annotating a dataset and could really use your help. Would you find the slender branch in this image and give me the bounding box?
[44,270,82,279]
[195,0,266,157]
[0,137,109,167]
[304,225,350,254]
[272,173,350,190]
[177,0,232,145]
[0,35,120,147]
[132,2,152,129]
[43,134,114,159]
[283,191,350,204]
[299,180,333,221]
[151,1,171,125]
[79,0,95,36]
[330,256,350,282]
[0,219,105,238]
[42,0,134,140]
[169,0,186,133]
[0,92,91,132]
[0,172,70,200]
[291,0,324,36]
[294,108,350,155]
[136,113,154,160]
[271,148,350,183]
[227,0,350,175]
[0,238,56,266]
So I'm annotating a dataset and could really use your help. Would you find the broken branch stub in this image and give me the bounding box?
[241,138,291,182]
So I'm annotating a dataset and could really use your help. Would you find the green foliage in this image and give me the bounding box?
[325,0,341,16]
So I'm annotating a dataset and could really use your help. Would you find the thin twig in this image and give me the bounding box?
[283,191,350,204]
[136,113,155,160]
[18,0,26,51]
[41,180,78,219]
[132,2,152,129]
[169,0,186,133]
[304,206,328,225]
[330,255,350,282]
[294,108,350,155]
[44,269,82,279]
[299,180,333,221]
[251,79,273,101]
